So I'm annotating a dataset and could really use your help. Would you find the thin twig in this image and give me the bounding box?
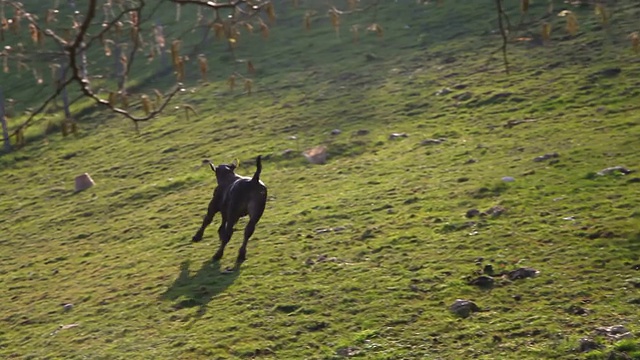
[494,0,510,75]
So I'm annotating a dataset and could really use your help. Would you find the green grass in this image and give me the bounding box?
[1,0,640,359]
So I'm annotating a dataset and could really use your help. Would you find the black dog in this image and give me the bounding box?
[192,156,267,264]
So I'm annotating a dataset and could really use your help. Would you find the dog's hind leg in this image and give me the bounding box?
[236,220,256,264]
[212,215,232,261]
[192,196,219,243]
[237,199,266,264]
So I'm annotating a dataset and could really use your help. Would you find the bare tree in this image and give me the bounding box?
[3,1,273,139]
[0,0,389,149]
[0,0,632,150]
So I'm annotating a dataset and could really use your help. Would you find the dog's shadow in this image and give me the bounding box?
[159,260,240,317]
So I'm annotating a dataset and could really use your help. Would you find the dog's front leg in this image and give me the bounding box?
[192,196,219,242]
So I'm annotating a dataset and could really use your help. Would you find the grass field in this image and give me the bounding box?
[1,0,640,359]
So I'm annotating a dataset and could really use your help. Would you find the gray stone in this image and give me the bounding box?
[507,267,539,280]
[420,138,446,145]
[449,299,480,318]
[578,337,602,352]
[389,133,409,140]
[533,152,559,162]
[597,166,633,176]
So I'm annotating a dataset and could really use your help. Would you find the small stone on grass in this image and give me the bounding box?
[450,299,481,318]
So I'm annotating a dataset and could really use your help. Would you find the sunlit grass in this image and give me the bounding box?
[1,1,640,359]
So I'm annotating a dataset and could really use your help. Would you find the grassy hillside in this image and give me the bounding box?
[1,0,640,359]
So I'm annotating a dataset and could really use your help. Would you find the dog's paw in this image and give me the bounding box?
[221,266,236,274]
[191,235,202,243]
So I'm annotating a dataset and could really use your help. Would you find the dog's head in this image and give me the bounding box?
[204,159,239,186]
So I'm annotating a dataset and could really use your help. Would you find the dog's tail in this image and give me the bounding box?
[251,155,262,183]
[202,159,216,172]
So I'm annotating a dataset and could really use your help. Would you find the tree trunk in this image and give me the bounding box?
[60,67,71,119]
[0,87,11,152]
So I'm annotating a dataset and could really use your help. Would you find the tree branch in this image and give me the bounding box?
[66,1,184,123]
[11,1,69,48]
[84,1,146,50]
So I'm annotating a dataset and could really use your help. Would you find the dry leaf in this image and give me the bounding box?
[367,23,384,38]
[141,94,152,115]
[329,8,340,38]
[198,54,207,81]
[153,89,163,107]
[630,32,639,54]
[171,40,181,68]
[228,74,236,91]
[175,56,185,81]
[542,22,552,42]
[121,93,129,109]
[108,92,117,107]
[213,23,225,40]
[351,25,359,43]
[29,23,38,43]
[183,104,198,121]
[265,3,276,24]
[304,12,312,31]
[559,11,578,35]
[595,4,608,25]
[259,20,269,39]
